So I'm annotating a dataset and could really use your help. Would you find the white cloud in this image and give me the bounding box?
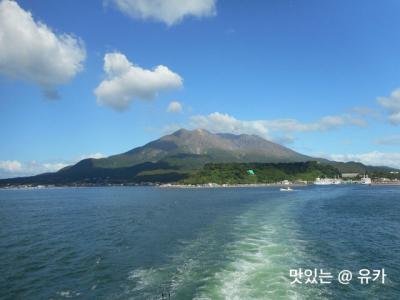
[0,0,86,99]
[327,152,400,169]
[190,112,270,137]
[0,153,106,179]
[377,88,400,125]
[166,101,183,113]
[94,52,183,111]
[78,152,106,160]
[110,0,216,26]
[189,112,367,139]
[0,160,67,178]
[41,162,69,172]
[0,160,23,172]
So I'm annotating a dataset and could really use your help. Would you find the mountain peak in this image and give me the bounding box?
[171,128,189,136]
[153,128,310,163]
[170,129,269,142]
[172,128,210,136]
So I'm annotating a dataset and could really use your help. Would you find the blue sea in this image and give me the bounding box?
[0,185,399,299]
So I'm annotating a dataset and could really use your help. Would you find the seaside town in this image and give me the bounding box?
[1,170,400,190]
[160,173,400,189]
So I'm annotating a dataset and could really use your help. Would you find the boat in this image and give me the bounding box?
[280,187,293,192]
[314,176,342,185]
[361,174,372,185]
[314,177,333,185]
[332,176,343,185]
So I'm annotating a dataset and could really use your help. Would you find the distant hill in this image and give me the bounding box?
[317,159,397,174]
[0,129,397,186]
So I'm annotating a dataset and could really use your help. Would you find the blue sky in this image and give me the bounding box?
[1,0,400,177]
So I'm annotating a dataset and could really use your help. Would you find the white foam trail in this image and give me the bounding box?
[194,198,322,299]
[124,190,329,299]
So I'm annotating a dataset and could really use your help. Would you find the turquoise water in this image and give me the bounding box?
[0,185,399,299]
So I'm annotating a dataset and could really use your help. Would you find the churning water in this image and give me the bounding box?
[0,185,399,299]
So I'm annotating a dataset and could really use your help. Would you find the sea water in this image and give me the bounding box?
[0,185,399,299]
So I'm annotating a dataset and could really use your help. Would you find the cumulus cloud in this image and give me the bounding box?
[0,160,68,178]
[327,152,400,169]
[166,101,183,113]
[41,162,69,172]
[377,88,400,125]
[94,52,183,111]
[0,0,86,98]
[263,115,366,132]
[0,160,23,172]
[0,153,106,179]
[190,112,270,137]
[189,112,367,140]
[110,0,216,25]
[78,152,106,160]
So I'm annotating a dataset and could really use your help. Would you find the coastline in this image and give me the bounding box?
[159,183,309,189]
[1,181,400,190]
[0,183,309,190]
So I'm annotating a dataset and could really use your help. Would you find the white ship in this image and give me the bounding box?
[280,187,293,192]
[314,177,342,185]
[332,176,343,185]
[361,174,372,185]
[314,177,333,185]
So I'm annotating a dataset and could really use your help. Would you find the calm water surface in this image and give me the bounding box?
[0,185,399,299]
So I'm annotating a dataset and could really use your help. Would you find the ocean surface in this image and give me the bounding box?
[0,185,399,299]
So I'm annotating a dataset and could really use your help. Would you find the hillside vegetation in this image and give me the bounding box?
[182,161,340,184]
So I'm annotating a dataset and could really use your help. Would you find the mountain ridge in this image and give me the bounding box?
[0,129,397,186]
[91,128,312,169]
